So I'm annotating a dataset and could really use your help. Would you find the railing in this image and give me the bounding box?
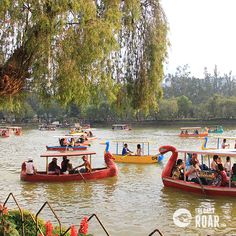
[0,193,111,236]
[148,229,164,236]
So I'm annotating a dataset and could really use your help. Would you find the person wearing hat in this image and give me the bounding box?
[25,158,35,175]
[48,157,61,174]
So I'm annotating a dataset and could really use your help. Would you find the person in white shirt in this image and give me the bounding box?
[221,139,230,149]
[224,156,231,176]
[25,158,35,175]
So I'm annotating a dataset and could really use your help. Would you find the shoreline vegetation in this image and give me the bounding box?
[1,65,236,125]
[2,118,236,129]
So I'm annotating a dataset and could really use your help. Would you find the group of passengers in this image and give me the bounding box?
[122,143,142,156]
[48,155,92,174]
[171,153,236,187]
[59,136,86,147]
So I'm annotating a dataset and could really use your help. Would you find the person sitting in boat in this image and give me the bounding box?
[231,164,236,186]
[25,158,36,175]
[61,156,70,173]
[89,131,93,137]
[218,163,229,186]
[185,159,207,185]
[73,155,92,173]
[210,155,218,171]
[221,139,230,149]
[185,130,188,134]
[172,159,184,180]
[136,144,142,156]
[194,129,199,135]
[68,138,75,147]
[122,143,133,156]
[48,158,61,174]
[224,156,231,176]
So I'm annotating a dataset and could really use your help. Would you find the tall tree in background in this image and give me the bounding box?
[0,0,168,113]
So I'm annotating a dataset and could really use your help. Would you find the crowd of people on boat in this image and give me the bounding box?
[48,155,92,174]
[24,155,92,175]
[171,153,236,187]
[59,136,87,147]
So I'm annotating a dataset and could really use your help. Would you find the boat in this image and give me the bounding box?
[7,126,22,135]
[39,124,56,131]
[179,127,208,138]
[0,128,10,138]
[112,124,131,131]
[160,145,236,196]
[202,136,236,150]
[208,125,224,134]
[46,145,87,151]
[112,140,161,164]
[68,129,97,140]
[21,150,118,182]
[56,135,91,147]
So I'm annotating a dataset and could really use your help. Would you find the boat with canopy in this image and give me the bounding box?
[112,124,131,131]
[7,126,22,135]
[160,145,236,196]
[207,125,224,134]
[202,136,236,150]
[21,150,118,182]
[179,127,208,138]
[112,140,161,164]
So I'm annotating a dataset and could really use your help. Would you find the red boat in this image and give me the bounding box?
[46,145,87,151]
[160,145,236,196]
[21,150,118,182]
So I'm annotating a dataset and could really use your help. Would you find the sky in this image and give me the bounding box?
[161,0,236,77]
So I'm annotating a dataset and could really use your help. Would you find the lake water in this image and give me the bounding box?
[1,126,236,236]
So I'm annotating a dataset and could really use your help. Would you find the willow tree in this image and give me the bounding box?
[0,0,168,113]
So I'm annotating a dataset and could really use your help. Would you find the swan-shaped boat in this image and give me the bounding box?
[160,145,236,196]
[21,149,118,182]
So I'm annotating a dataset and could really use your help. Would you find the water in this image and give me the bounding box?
[1,126,236,235]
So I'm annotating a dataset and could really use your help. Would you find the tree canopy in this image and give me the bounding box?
[0,0,168,113]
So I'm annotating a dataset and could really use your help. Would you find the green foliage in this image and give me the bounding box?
[0,209,73,236]
[177,95,192,118]
[0,0,168,114]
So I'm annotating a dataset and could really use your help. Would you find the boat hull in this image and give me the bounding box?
[179,132,208,138]
[113,154,157,164]
[21,167,118,182]
[163,177,236,197]
[46,146,87,151]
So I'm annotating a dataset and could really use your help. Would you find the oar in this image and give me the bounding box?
[195,171,206,195]
[78,171,86,183]
[72,165,87,183]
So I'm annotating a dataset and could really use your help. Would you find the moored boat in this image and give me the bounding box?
[179,127,208,138]
[21,150,118,182]
[160,145,236,196]
[112,124,131,131]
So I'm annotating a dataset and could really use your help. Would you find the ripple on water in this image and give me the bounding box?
[1,127,236,235]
